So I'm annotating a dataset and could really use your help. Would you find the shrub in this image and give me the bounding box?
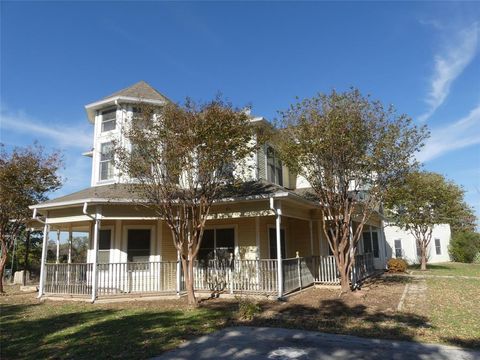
[449,231,480,263]
[387,258,408,273]
[236,297,261,320]
[473,252,480,264]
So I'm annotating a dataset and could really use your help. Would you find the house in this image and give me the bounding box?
[384,223,451,264]
[30,81,387,302]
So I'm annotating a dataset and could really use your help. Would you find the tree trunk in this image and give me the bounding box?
[420,248,427,271]
[182,257,197,306]
[23,231,31,286]
[339,264,350,293]
[0,240,7,293]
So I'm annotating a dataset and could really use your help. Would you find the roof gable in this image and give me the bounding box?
[102,80,169,102]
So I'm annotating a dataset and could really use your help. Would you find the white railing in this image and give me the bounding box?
[192,259,278,294]
[97,262,177,296]
[311,255,340,285]
[44,263,93,295]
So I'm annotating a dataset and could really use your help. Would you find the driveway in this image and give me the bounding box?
[153,326,480,360]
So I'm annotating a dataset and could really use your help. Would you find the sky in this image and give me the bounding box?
[1,1,480,227]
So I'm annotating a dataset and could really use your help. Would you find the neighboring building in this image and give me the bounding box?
[384,224,451,264]
[30,81,386,301]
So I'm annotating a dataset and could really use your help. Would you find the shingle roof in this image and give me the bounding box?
[103,80,170,102]
[32,181,319,209]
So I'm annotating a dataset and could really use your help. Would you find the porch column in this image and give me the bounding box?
[91,206,101,303]
[68,225,73,264]
[37,222,50,299]
[56,230,61,264]
[275,206,283,299]
[309,220,314,255]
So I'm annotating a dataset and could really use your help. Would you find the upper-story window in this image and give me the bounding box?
[99,142,114,181]
[101,108,117,132]
[266,146,283,186]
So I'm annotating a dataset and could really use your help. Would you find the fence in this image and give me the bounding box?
[44,263,93,295]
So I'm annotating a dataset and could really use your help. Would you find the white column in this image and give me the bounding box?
[68,225,73,264]
[37,222,49,298]
[91,206,101,302]
[255,216,260,259]
[56,230,60,264]
[309,220,314,256]
[275,205,283,299]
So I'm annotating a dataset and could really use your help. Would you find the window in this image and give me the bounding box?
[362,231,372,254]
[98,229,111,264]
[269,227,286,259]
[394,239,403,258]
[266,146,283,186]
[99,142,114,180]
[198,228,235,264]
[101,108,116,132]
[435,238,441,255]
[371,232,379,258]
[127,229,151,262]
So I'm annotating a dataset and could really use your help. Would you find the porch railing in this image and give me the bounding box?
[42,253,376,298]
[44,263,93,295]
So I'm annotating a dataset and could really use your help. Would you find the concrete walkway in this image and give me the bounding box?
[153,326,480,360]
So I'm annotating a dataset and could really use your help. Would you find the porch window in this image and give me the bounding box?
[394,239,402,258]
[127,229,151,262]
[101,108,117,132]
[371,231,379,258]
[435,238,441,255]
[98,229,111,264]
[99,142,114,180]
[269,228,286,259]
[198,228,235,264]
[266,146,283,186]
[362,229,379,258]
[362,231,372,254]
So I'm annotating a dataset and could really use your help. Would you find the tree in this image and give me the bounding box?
[385,171,469,270]
[115,98,255,305]
[449,231,480,263]
[0,144,62,292]
[276,89,428,292]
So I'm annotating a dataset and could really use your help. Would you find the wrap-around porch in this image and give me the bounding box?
[36,197,384,301]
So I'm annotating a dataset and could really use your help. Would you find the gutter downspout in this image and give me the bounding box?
[269,197,284,299]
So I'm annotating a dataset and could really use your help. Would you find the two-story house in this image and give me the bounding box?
[30,81,387,302]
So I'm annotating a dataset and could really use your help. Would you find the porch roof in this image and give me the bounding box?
[30,181,320,212]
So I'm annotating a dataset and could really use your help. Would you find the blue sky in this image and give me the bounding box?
[1,2,479,226]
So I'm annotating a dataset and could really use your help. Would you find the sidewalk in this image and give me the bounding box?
[153,326,480,360]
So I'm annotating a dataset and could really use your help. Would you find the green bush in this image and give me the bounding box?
[387,258,408,272]
[236,298,261,320]
[449,231,480,263]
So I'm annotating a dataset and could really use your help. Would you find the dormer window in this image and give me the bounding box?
[101,108,117,132]
[99,142,114,181]
[266,145,283,186]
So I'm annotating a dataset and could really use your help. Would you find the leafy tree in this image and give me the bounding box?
[385,171,469,270]
[0,144,62,292]
[449,231,480,263]
[115,98,255,305]
[276,89,428,292]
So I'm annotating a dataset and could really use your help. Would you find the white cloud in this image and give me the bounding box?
[418,22,479,122]
[417,103,480,162]
[0,106,92,149]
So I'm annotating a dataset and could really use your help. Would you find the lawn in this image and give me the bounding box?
[1,271,479,359]
[409,262,480,277]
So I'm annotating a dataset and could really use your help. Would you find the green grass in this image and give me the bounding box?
[422,277,480,348]
[409,262,480,277]
[1,297,230,359]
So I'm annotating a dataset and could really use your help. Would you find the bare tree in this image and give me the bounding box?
[115,98,255,305]
[276,89,428,292]
[0,144,62,292]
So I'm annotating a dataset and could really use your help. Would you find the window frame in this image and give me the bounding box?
[394,239,402,258]
[99,141,114,181]
[268,225,287,259]
[434,238,441,255]
[100,107,117,132]
[126,227,153,263]
[198,225,237,264]
[265,145,283,186]
[98,227,113,264]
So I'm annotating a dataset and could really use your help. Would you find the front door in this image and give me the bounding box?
[362,228,382,269]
